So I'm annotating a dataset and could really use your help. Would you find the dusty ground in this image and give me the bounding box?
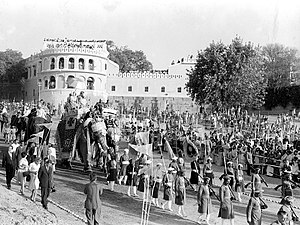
[0,183,57,225]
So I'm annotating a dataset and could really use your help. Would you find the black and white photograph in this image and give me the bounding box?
[0,0,300,224]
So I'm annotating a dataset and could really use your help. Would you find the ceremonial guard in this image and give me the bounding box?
[270,210,289,225]
[227,161,235,190]
[126,158,139,197]
[169,156,180,172]
[220,161,235,190]
[138,160,152,193]
[246,190,265,225]
[235,164,245,202]
[248,167,265,194]
[151,163,163,207]
[218,175,235,225]
[107,159,117,191]
[203,157,214,186]
[161,167,175,211]
[197,177,212,224]
[278,196,299,225]
[190,155,201,190]
[119,148,130,185]
[174,170,187,217]
[275,171,295,199]
[281,159,292,175]
[245,148,253,176]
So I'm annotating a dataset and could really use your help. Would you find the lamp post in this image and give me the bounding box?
[37,80,42,103]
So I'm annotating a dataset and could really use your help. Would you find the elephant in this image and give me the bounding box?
[57,114,120,173]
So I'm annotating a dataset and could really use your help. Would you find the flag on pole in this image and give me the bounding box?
[164,139,176,160]
[32,130,44,138]
[129,143,153,157]
[37,123,53,130]
[27,136,40,143]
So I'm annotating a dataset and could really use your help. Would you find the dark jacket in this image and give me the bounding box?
[2,150,16,169]
[38,164,53,188]
[84,182,103,210]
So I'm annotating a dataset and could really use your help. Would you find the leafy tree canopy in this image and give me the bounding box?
[0,49,25,82]
[262,43,299,88]
[107,40,153,73]
[186,37,267,110]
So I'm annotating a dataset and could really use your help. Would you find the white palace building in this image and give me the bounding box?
[24,39,198,113]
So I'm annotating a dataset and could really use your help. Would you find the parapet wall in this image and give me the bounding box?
[108,72,185,79]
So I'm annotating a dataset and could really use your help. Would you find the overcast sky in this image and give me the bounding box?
[0,0,299,69]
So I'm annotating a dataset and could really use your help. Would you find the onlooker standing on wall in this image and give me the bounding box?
[84,173,103,225]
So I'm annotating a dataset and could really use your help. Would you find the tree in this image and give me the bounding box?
[262,43,299,88]
[107,41,153,73]
[5,60,27,83]
[186,37,267,110]
[0,49,24,82]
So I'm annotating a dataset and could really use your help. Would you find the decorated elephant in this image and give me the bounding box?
[56,109,121,172]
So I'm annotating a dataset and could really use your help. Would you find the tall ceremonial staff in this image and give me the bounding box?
[145,161,154,225]
[140,161,151,225]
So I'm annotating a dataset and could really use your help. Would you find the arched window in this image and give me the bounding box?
[33,65,36,76]
[44,80,48,89]
[59,58,64,69]
[128,86,132,92]
[87,77,94,90]
[43,58,48,70]
[49,76,56,89]
[161,86,165,93]
[89,59,94,70]
[79,58,84,70]
[39,61,42,72]
[57,75,65,89]
[67,75,76,88]
[68,58,74,69]
[50,58,55,70]
[28,67,31,78]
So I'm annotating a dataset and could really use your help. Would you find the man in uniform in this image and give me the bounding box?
[246,190,263,225]
[278,196,298,225]
[118,149,130,185]
[245,148,253,176]
[218,175,235,225]
[270,210,289,225]
[190,154,201,190]
[197,176,212,224]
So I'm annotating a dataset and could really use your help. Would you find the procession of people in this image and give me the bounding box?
[1,96,300,225]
